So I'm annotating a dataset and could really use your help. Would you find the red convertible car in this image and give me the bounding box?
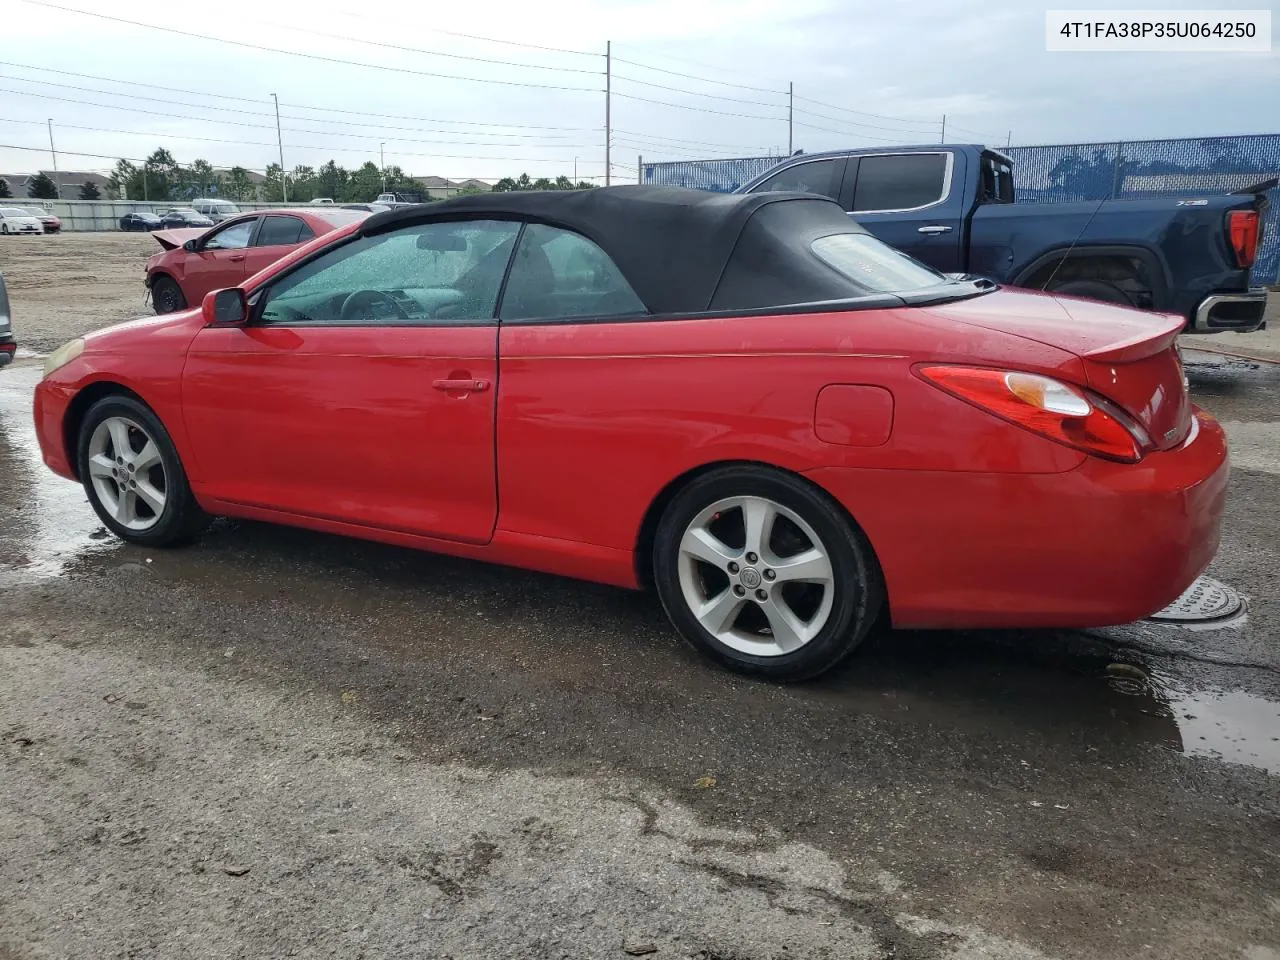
[35,187,1227,680]
[145,207,368,314]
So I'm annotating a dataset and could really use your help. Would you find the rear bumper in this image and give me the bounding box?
[0,336,14,367]
[805,409,1229,629]
[1191,287,1268,333]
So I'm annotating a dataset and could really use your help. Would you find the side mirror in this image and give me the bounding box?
[202,288,247,326]
[182,239,197,252]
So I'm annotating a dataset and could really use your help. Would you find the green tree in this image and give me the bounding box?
[78,181,101,200]
[288,165,318,202]
[0,178,11,199]
[28,172,59,199]
[107,159,137,200]
[224,167,256,202]
[262,163,286,202]
[142,148,176,201]
[340,161,383,202]
[316,160,348,201]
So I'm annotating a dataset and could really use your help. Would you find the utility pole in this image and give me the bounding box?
[787,82,793,155]
[604,41,612,186]
[47,119,61,199]
[574,156,578,181]
[1006,130,1012,148]
[939,114,946,144]
[380,142,386,193]
[271,92,287,203]
[637,155,642,185]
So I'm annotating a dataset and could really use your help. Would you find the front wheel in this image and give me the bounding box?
[77,395,209,547]
[653,465,884,681]
[151,275,186,314]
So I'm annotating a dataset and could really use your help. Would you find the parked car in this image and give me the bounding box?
[160,208,214,228]
[309,198,335,205]
[19,206,60,234]
[0,207,44,235]
[192,199,241,223]
[120,211,164,232]
[0,271,14,369]
[145,207,370,313]
[339,203,391,213]
[737,144,1272,334]
[34,187,1227,681]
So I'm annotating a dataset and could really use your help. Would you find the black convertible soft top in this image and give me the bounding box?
[359,185,896,316]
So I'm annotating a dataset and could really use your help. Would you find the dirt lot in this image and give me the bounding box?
[1,233,1279,960]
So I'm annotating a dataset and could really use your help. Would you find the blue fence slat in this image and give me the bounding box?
[643,135,1280,284]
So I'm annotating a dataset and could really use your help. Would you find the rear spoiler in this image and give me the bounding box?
[1081,312,1184,364]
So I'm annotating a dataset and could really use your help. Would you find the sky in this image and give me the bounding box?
[0,0,1276,184]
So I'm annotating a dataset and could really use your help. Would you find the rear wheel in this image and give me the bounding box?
[151,275,186,314]
[77,395,209,547]
[653,465,883,681]
[1048,278,1133,307]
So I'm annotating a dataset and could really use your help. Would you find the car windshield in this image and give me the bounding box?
[0,208,28,217]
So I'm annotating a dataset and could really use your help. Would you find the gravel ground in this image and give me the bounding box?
[1,233,1279,960]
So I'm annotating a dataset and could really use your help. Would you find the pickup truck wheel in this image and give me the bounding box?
[653,465,884,682]
[151,276,186,314]
[1048,279,1133,307]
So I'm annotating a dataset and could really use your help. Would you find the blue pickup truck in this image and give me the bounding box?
[736,144,1271,333]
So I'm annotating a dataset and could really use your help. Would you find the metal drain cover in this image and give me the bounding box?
[1146,576,1244,625]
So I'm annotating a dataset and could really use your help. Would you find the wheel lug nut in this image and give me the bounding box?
[733,585,745,597]
[746,552,758,563]
[764,569,775,581]
[727,561,739,574]
[116,456,124,465]
[755,589,768,601]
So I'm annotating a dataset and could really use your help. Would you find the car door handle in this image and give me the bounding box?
[228,254,245,261]
[432,378,490,393]
[917,225,953,235]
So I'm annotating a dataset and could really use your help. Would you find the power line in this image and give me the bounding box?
[791,120,927,144]
[612,128,781,151]
[609,43,788,86]
[792,93,942,126]
[0,61,600,132]
[2,81,593,144]
[249,17,601,74]
[17,0,602,93]
[320,5,597,57]
[610,56,787,95]
[610,91,786,122]
[791,106,938,135]
[611,73,786,108]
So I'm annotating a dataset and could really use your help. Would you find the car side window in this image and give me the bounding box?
[852,154,949,212]
[748,159,842,200]
[203,219,255,250]
[499,223,646,323]
[257,219,521,326]
[255,215,315,247]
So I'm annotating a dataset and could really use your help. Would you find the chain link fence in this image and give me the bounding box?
[642,135,1280,284]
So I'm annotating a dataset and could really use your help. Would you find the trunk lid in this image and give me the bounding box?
[926,288,1193,450]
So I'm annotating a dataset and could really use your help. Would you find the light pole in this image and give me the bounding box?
[380,142,386,193]
[47,119,61,199]
[574,156,578,182]
[271,93,287,203]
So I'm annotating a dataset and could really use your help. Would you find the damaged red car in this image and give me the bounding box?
[35,187,1228,680]
[145,207,368,313]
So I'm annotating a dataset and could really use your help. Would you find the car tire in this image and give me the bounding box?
[652,464,884,681]
[151,275,186,314]
[1,224,8,235]
[1048,279,1133,307]
[77,394,210,548]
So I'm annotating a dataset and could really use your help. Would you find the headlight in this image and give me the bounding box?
[43,338,85,378]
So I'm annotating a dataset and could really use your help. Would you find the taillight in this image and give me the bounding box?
[1227,210,1260,268]
[918,366,1149,463]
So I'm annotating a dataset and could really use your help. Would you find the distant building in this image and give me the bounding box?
[413,176,491,199]
[0,170,110,198]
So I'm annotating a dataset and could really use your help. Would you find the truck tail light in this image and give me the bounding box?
[918,366,1150,463]
[1227,210,1260,268]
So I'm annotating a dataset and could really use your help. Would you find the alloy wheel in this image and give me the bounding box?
[86,416,168,531]
[676,495,836,657]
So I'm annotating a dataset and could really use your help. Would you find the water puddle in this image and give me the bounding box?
[0,366,116,585]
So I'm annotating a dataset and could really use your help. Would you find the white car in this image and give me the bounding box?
[0,207,44,235]
[309,197,335,205]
